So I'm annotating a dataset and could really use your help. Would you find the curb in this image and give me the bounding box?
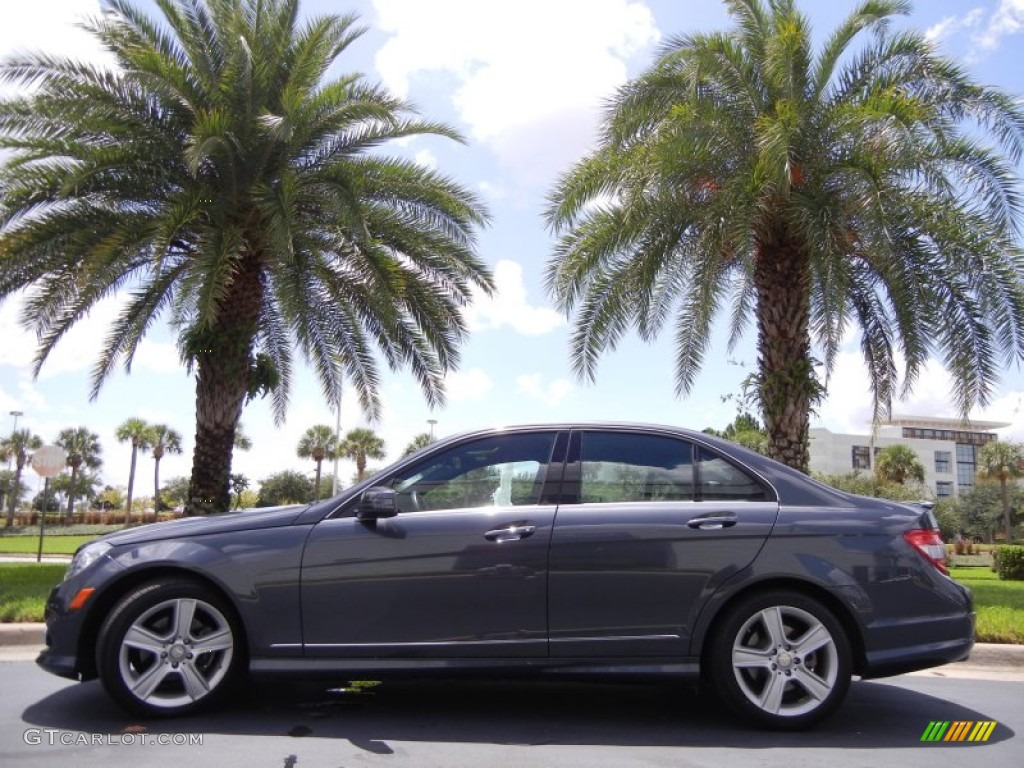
[0,623,46,646]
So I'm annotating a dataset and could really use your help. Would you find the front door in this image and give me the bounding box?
[300,430,563,658]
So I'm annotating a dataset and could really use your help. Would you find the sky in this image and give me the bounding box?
[1,0,1023,497]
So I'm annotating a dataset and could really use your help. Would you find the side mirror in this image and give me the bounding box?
[357,486,398,520]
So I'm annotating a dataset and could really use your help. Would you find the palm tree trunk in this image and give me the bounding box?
[154,456,162,512]
[186,256,263,515]
[6,461,26,528]
[754,233,813,473]
[66,464,78,521]
[125,445,137,528]
[356,455,366,482]
[1001,477,1012,541]
[314,460,322,501]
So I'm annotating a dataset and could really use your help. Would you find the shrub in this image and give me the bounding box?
[993,545,1024,581]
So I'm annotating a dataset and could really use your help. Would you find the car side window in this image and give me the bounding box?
[579,432,694,503]
[390,432,557,513]
[697,447,767,501]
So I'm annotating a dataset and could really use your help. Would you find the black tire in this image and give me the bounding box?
[96,578,244,717]
[707,590,852,730]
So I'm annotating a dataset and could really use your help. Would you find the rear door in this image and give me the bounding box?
[547,429,779,657]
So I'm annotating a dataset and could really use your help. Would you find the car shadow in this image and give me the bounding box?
[21,677,1013,749]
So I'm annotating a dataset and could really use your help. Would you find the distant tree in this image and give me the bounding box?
[0,469,15,517]
[55,426,102,518]
[402,432,436,457]
[149,425,183,511]
[234,426,253,452]
[1,429,43,527]
[48,472,102,516]
[703,412,768,454]
[977,441,1024,542]
[236,489,260,510]
[350,467,384,486]
[874,445,926,486]
[953,484,1013,543]
[115,418,151,526]
[342,428,386,482]
[32,490,60,513]
[92,485,125,511]
[230,474,250,509]
[814,471,925,502]
[297,425,340,501]
[256,471,314,507]
[159,476,191,511]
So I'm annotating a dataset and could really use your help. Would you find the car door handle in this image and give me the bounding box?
[484,523,536,542]
[686,514,738,530]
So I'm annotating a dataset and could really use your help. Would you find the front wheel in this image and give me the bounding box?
[708,590,852,730]
[96,579,243,717]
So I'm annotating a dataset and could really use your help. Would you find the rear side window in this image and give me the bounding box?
[697,447,767,501]
[579,432,694,503]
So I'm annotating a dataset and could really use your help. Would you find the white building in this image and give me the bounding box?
[808,415,1008,498]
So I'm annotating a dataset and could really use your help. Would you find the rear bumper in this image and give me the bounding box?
[860,629,974,679]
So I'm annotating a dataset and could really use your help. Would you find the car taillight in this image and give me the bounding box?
[904,529,948,575]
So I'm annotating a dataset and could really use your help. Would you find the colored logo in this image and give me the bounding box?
[921,721,997,742]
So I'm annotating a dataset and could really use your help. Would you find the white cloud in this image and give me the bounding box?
[0,0,113,97]
[414,148,438,170]
[372,0,659,186]
[133,339,186,376]
[516,373,574,406]
[465,259,565,336]
[975,0,1024,49]
[815,348,1024,441]
[443,367,494,402]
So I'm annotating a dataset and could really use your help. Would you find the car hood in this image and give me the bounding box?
[95,505,307,547]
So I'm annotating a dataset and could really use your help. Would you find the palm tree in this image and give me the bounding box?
[1,429,42,527]
[402,432,435,457]
[55,427,102,519]
[296,425,339,501]
[873,444,925,486]
[546,0,1024,472]
[0,0,493,515]
[116,418,151,526]
[234,425,253,452]
[230,473,250,509]
[149,424,183,511]
[342,428,386,483]
[977,441,1024,542]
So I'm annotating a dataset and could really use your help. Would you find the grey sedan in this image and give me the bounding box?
[38,423,972,729]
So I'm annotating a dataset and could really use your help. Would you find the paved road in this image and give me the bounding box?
[0,659,1020,768]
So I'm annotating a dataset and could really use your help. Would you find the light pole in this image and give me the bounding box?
[427,419,437,439]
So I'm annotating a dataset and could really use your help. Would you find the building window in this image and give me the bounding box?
[934,451,951,474]
[936,481,954,498]
[852,446,871,470]
[956,443,976,491]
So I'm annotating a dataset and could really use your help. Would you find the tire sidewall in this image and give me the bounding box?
[708,590,852,730]
[96,578,243,718]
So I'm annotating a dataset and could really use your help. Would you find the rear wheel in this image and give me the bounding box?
[96,579,243,717]
[708,590,851,729]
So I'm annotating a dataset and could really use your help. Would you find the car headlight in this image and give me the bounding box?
[65,541,113,581]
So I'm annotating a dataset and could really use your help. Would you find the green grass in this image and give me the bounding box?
[0,564,67,622]
[0,534,97,555]
[1,562,1021,643]
[950,567,1024,644]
